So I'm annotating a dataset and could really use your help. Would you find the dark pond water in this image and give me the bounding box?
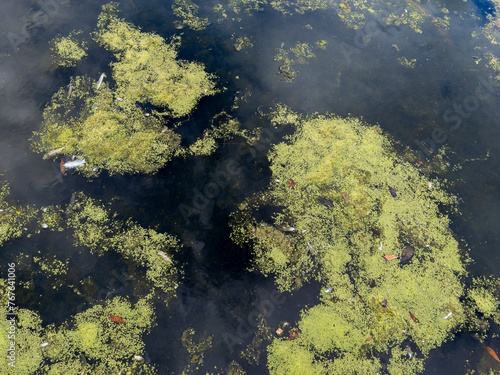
[1,0,500,373]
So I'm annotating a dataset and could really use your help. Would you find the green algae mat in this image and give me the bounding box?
[231,109,500,375]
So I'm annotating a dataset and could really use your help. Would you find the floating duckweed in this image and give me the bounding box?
[315,40,328,49]
[94,3,216,115]
[37,205,64,231]
[386,346,425,375]
[481,16,500,46]
[469,288,498,318]
[96,7,216,127]
[66,193,181,295]
[66,193,114,251]
[189,137,218,156]
[212,4,224,12]
[226,360,246,375]
[289,42,315,64]
[33,255,69,277]
[111,220,181,295]
[73,321,101,356]
[466,277,500,325]
[164,0,451,40]
[274,42,315,82]
[269,103,303,126]
[241,316,272,365]
[267,339,329,375]
[398,57,417,68]
[0,183,37,245]
[37,296,157,374]
[49,31,88,67]
[172,0,210,30]
[231,108,468,375]
[0,307,44,374]
[233,36,253,51]
[33,3,221,176]
[181,327,213,365]
[229,0,267,15]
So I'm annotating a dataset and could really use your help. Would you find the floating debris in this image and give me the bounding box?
[389,186,397,197]
[288,178,296,187]
[441,312,453,320]
[158,250,173,263]
[64,159,85,169]
[288,329,300,340]
[69,192,76,206]
[405,345,414,358]
[318,197,334,209]
[307,242,315,255]
[400,246,414,263]
[276,328,284,336]
[276,225,295,232]
[324,287,333,293]
[40,342,49,348]
[60,160,66,175]
[409,311,419,323]
[384,254,399,261]
[96,73,106,90]
[485,346,500,362]
[43,145,66,159]
[133,355,145,363]
[108,314,126,324]
[342,193,349,200]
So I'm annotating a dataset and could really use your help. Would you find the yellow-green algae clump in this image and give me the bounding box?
[274,42,316,82]
[33,3,218,176]
[66,193,181,296]
[49,31,88,67]
[0,183,37,245]
[231,108,468,375]
[172,0,210,30]
[0,190,181,373]
[0,284,44,375]
[0,292,157,374]
[181,327,213,365]
[190,0,450,35]
[466,276,500,330]
[94,3,217,117]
